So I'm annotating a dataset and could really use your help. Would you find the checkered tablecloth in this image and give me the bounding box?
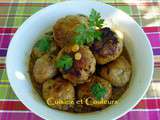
[0,0,160,120]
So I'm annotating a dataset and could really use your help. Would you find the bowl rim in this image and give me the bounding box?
[6,0,154,120]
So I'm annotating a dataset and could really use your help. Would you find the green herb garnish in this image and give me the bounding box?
[56,54,73,70]
[90,83,107,100]
[74,9,104,45]
[89,9,104,28]
[35,35,51,52]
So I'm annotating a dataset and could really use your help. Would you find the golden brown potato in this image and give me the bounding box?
[77,76,112,108]
[53,15,88,48]
[100,56,131,87]
[33,54,57,84]
[91,27,123,64]
[42,78,75,111]
[57,45,96,85]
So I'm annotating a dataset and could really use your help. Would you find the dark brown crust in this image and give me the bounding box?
[91,27,123,64]
[92,28,118,57]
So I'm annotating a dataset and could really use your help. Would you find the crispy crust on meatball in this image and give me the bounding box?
[53,15,88,48]
[100,56,131,87]
[42,78,75,111]
[91,28,123,64]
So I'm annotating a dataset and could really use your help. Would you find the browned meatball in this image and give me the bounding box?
[53,15,88,48]
[57,45,96,85]
[100,56,131,87]
[42,78,75,111]
[91,27,123,64]
[33,54,57,84]
[77,76,112,108]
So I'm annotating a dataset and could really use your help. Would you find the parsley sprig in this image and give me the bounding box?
[74,9,104,45]
[56,54,73,70]
[89,9,104,28]
[90,83,107,100]
[34,35,51,52]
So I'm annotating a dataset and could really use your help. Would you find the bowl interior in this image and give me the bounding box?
[6,1,153,120]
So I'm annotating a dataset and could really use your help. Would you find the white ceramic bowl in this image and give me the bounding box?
[6,0,154,120]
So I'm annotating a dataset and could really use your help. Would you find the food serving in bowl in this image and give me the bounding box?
[6,1,153,120]
[28,9,132,113]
